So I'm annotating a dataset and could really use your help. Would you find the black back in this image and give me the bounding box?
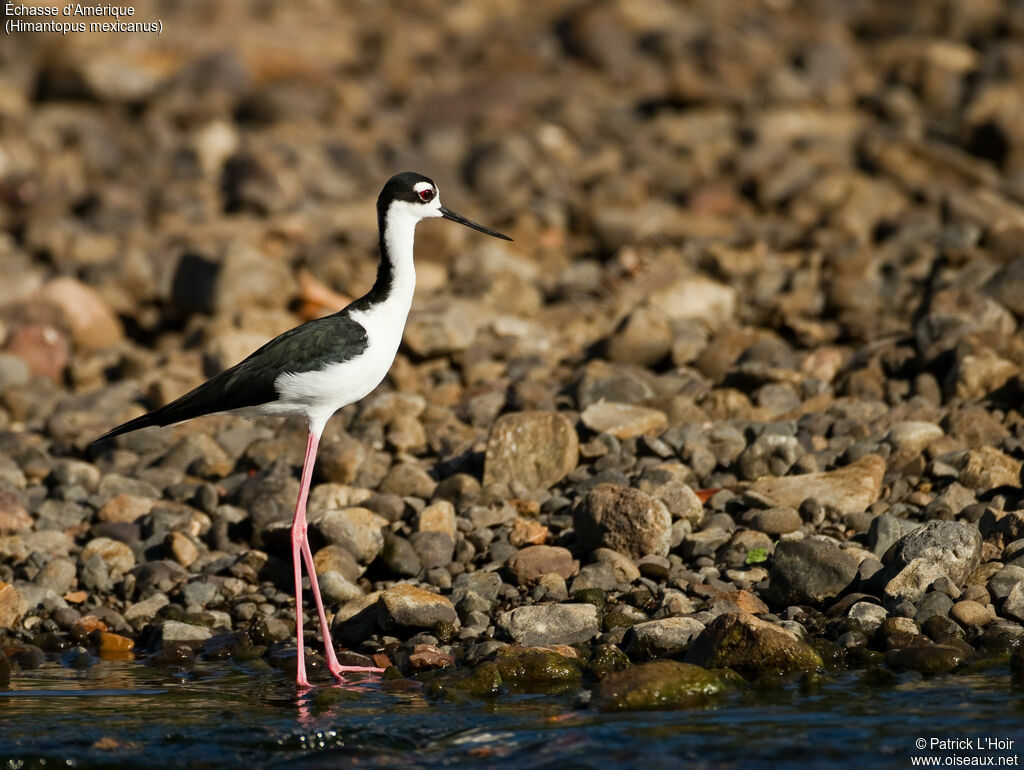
[95,312,368,441]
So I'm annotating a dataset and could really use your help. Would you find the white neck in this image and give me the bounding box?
[379,205,418,312]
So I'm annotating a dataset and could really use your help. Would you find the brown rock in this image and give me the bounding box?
[4,323,68,380]
[407,643,455,671]
[950,599,995,627]
[509,517,549,547]
[747,454,885,515]
[166,532,199,568]
[483,411,579,490]
[80,537,135,579]
[716,589,770,615]
[416,501,457,540]
[97,632,135,655]
[0,581,27,629]
[959,446,1021,491]
[573,484,673,558]
[379,584,458,630]
[40,277,123,351]
[580,402,668,440]
[507,545,577,586]
[0,491,32,533]
[605,305,672,366]
[97,494,157,524]
[310,507,387,564]
[312,544,363,581]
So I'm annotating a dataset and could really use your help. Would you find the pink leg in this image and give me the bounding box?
[301,538,384,682]
[293,429,383,687]
[290,430,319,689]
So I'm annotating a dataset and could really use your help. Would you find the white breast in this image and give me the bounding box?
[260,206,420,437]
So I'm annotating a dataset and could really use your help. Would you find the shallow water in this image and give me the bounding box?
[2,660,1023,769]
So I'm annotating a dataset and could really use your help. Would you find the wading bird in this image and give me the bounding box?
[97,172,511,687]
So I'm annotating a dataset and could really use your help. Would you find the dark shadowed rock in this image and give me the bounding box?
[768,538,860,605]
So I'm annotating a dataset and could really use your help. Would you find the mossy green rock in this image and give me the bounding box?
[686,612,822,679]
[603,610,639,632]
[426,661,502,700]
[495,649,583,687]
[573,588,607,609]
[590,643,631,679]
[592,661,731,711]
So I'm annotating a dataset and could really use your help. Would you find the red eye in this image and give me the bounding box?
[418,188,435,202]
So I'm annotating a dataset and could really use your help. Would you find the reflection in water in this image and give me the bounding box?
[0,660,1023,768]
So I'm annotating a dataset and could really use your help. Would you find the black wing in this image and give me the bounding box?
[94,312,368,442]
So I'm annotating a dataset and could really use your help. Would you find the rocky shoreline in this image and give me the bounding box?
[3,0,1024,711]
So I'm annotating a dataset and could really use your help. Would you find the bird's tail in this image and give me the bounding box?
[92,411,170,444]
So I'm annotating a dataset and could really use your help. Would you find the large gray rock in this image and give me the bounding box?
[624,617,706,660]
[886,520,982,588]
[497,604,600,646]
[573,484,672,558]
[768,538,860,605]
[309,507,386,564]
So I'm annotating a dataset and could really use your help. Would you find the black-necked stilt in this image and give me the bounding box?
[96,172,511,687]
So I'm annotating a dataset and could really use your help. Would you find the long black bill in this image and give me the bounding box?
[440,206,512,241]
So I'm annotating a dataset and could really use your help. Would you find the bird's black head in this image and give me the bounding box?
[377,171,511,241]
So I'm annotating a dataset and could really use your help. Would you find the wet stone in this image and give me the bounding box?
[686,612,823,678]
[592,661,734,712]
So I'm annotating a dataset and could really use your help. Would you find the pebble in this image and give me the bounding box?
[686,612,823,678]
[0,582,28,628]
[887,521,982,588]
[79,537,135,580]
[507,546,577,586]
[379,584,458,631]
[4,2,1024,699]
[591,660,733,712]
[742,506,803,535]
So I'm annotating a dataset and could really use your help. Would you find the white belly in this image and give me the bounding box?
[260,299,410,432]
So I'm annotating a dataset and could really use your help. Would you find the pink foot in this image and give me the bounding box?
[328,663,385,682]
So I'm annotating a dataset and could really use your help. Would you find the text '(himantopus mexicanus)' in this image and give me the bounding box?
[96,172,512,688]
